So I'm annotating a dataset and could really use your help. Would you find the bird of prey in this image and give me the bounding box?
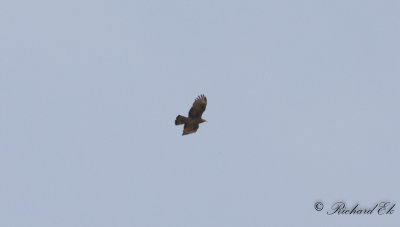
[175,94,207,135]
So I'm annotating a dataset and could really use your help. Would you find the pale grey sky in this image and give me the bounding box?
[1,0,399,226]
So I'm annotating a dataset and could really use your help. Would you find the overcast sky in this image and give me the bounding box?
[1,0,399,226]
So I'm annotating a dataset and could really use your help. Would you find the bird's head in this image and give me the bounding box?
[200,118,207,123]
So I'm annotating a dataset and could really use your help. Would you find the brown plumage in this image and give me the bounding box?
[175,94,207,135]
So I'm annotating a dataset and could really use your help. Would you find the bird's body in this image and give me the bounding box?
[175,94,207,135]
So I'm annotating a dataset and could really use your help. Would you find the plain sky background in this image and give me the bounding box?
[1,0,399,226]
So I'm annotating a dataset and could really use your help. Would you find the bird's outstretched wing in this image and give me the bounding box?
[188,94,207,118]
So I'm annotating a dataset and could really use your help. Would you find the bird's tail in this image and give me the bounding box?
[175,115,188,125]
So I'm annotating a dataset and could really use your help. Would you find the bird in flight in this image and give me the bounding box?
[175,94,207,135]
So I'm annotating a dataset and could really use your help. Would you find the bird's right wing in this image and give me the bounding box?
[188,94,207,118]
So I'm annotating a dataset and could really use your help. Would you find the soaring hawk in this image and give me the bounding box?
[175,94,207,135]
